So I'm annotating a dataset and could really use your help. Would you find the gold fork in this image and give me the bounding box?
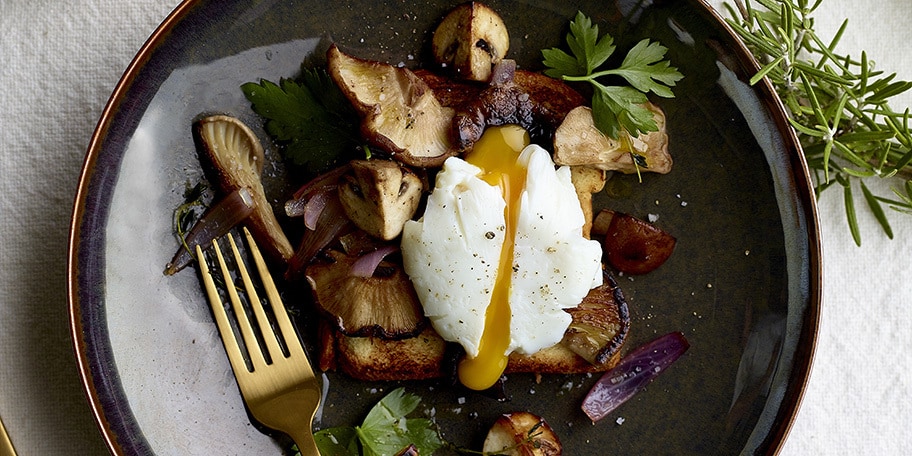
[196,227,321,455]
[0,414,17,456]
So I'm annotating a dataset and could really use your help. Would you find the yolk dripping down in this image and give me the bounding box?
[458,125,530,391]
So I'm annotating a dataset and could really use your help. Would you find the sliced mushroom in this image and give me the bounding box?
[305,249,426,339]
[553,104,672,175]
[432,2,509,82]
[194,115,294,262]
[561,271,630,366]
[327,45,458,168]
[338,160,424,241]
[599,210,677,275]
[482,412,562,456]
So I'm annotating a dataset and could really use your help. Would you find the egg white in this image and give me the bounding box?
[401,145,603,358]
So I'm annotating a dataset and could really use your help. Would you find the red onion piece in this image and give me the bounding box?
[349,245,399,277]
[302,186,336,230]
[285,164,350,217]
[581,332,690,422]
[164,187,256,275]
[285,191,352,279]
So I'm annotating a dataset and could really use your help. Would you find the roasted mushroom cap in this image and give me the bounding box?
[561,271,630,366]
[432,2,510,82]
[553,104,672,174]
[338,160,424,241]
[305,249,426,339]
[482,412,562,456]
[194,115,294,262]
[448,60,586,150]
[327,45,458,168]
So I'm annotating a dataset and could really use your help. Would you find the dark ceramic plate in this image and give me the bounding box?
[68,0,821,454]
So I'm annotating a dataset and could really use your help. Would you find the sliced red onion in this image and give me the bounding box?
[302,186,336,230]
[349,245,399,277]
[581,332,690,422]
[164,187,255,275]
[285,192,352,279]
[285,164,350,217]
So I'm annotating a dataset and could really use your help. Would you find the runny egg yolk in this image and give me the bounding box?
[457,124,530,391]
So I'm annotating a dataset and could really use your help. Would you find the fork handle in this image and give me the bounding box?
[289,429,321,456]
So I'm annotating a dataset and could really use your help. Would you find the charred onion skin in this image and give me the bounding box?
[164,186,255,275]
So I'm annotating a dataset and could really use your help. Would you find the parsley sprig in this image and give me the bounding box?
[542,11,683,140]
[310,388,443,456]
[723,0,912,245]
[242,68,361,174]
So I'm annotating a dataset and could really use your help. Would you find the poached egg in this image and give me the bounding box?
[400,125,603,390]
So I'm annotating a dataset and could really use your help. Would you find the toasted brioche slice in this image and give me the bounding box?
[316,272,629,382]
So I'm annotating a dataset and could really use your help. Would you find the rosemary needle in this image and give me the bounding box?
[723,0,912,245]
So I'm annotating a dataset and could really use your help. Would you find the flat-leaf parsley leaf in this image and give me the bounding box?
[241,68,361,174]
[311,388,443,456]
[542,11,683,139]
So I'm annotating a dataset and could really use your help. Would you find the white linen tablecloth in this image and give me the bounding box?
[1,0,909,454]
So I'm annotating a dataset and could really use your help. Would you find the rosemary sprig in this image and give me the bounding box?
[723,0,912,245]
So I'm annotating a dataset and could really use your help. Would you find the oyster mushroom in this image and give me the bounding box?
[482,412,562,456]
[432,2,510,82]
[553,104,672,174]
[194,115,294,262]
[338,159,424,241]
[305,249,426,339]
[327,45,458,168]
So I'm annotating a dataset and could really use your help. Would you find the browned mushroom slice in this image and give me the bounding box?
[432,2,510,82]
[452,60,586,150]
[338,160,424,241]
[194,115,294,262]
[553,104,672,174]
[482,412,562,456]
[598,210,677,275]
[327,45,458,168]
[305,249,426,339]
[561,271,630,366]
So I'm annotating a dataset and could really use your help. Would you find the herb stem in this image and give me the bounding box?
[726,0,912,245]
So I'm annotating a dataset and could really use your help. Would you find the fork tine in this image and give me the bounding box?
[241,227,307,360]
[225,232,286,365]
[196,242,257,375]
